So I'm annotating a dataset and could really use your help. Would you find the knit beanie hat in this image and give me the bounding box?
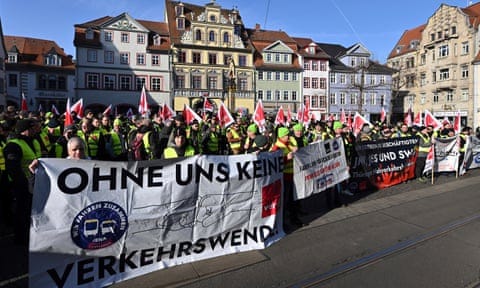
[277,127,289,138]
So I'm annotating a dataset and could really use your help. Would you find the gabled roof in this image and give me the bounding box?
[292,37,330,60]
[387,24,425,59]
[461,2,480,27]
[4,35,75,69]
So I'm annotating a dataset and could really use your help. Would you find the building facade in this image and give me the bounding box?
[0,19,7,110]
[319,43,394,122]
[165,0,255,114]
[4,36,75,112]
[74,13,171,113]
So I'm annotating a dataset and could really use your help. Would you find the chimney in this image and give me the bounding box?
[255,23,260,31]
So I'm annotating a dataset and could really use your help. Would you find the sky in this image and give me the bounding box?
[0,0,475,63]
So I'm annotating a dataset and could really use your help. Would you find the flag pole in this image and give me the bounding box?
[431,136,435,185]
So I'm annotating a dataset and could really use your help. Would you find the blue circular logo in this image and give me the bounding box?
[332,139,340,151]
[71,201,128,250]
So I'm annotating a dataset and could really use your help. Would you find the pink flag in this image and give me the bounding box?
[51,104,60,116]
[424,109,442,130]
[217,101,235,128]
[328,114,335,122]
[103,104,112,116]
[70,98,84,118]
[138,85,150,117]
[352,112,371,136]
[161,103,174,121]
[253,100,266,131]
[413,111,422,127]
[380,107,386,123]
[183,104,202,124]
[453,110,461,134]
[340,108,346,124]
[64,98,73,127]
[404,107,413,127]
[21,93,28,112]
[275,106,285,126]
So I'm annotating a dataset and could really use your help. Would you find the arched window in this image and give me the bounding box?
[195,30,202,41]
[223,32,230,43]
[209,31,215,42]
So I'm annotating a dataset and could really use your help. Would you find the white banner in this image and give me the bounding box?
[293,138,350,200]
[29,152,285,287]
[466,136,480,170]
[424,136,459,174]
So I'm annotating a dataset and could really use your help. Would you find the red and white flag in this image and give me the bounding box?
[217,101,235,128]
[103,104,112,116]
[286,106,292,127]
[21,92,28,112]
[183,104,202,124]
[442,116,450,126]
[453,110,461,134]
[423,143,435,176]
[424,109,442,130]
[51,104,60,116]
[203,97,213,112]
[352,112,372,136]
[70,98,84,118]
[275,106,285,126]
[380,106,386,123]
[302,99,311,124]
[138,85,150,117]
[340,108,346,124]
[161,103,174,121]
[404,107,413,127]
[253,100,266,132]
[64,98,73,127]
[328,114,335,122]
[413,111,422,127]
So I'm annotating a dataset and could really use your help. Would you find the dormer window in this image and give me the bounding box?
[175,4,184,16]
[209,15,216,22]
[308,46,315,54]
[44,53,61,66]
[86,28,94,40]
[153,34,161,45]
[409,40,419,49]
[8,53,17,63]
[396,46,402,54]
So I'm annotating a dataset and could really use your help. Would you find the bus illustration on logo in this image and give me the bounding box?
[72,201,127,250]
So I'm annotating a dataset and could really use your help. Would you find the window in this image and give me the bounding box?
[121,32,129,43]
[86,73,99,89]
[283,91,289,101]
[136,53,145,65]
[319,95,326,108]
[208,53,217,65]
[430,33,435,42]
[275,72,281,81]
[350,93,357,105]
[8,54,17,63]
[87,50,97,62]
[175,75,185,88]
[266,53,272,62]
[193,52,201,64]
[462,42,469,55]
[103,74,116,90]
[283,54,289,63]
[462,66,469,79]
[432,72,436,83]
[224,55,231,65]
[420,73,426,86]
[266,72,272,80]
[420,54,426,65]
[350,74,355,84]
[104,51,114,64]
[120,53,129,64]
[312,78,318,89]
[258,90,264,100]
[350,57,356,67]
[86,29,94,40]
[304,77,310,88]
[119,75,131,90]
[340,74,346,84]
[136,77,146,91]
[330,73,336,84]
[223,32,230,43]
[304,61,310,70]
[310,95,317,108]
[320,61,327,71]
[38,75,47,89]
[8,74,17,87]
[370,75,376,85]
[292,73,297,81]
[153,35,161,46]
[266,90,272,100]
[291,91,297,101]
[275,53,280,62]
[329,93,336,105]
[48,75,57,89]
[370,93,377,105]
[437,31,442,39]
[104,31,113,42]
[319,78,326,89]
[340,93,346,105]
[137,34,145,44]
[239,78,247,90]
[152,55,159,66]
[275,90,280,101]
[208,76,217,89]
[258,71,264,80]
[209,15,216,22]
[446,91,454,102]
[175,5,184,16]
[283,72,289,81]
[177,51,186,63]
[461,89,469,101]
[433,93,439,103]
[439,68,449,80]
[192,76,202,89]
[151,77,162,91]
[209,31,215,42]
[312,61,318,71]
[195,30,202,41]
[438,45,449,58]
[58,76,66,90]
[238,55,247,66]
[379,75,385,84]
[452,26,457,35]
[177,18,185,30]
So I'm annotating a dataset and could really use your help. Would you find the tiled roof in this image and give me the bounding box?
[462,2,480,27]
[292,37,330,59]
[4,35,75,69]
[387,24,425,59]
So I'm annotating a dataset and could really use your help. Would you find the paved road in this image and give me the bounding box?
[1,169,479,288]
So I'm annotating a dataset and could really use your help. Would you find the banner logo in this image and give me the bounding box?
[71,201,128,250]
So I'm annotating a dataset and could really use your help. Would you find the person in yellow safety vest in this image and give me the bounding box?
[3,119,40,246]
[201,122,221,155]
[163,128,196,159]
[415,126,432,183]
[243,123,258,153]
[458,126,470,174]
[108,119,128,161]
[311,121,330,143]
[289,123,308,149]
[77,118,107,160]
[270,127,304,230]
[49,124,78,158]
[226,122,244,154]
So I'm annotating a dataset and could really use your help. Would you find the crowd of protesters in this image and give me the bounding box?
[0,105,477,243]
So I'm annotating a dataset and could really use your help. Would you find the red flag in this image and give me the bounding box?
[21,93,28,112]
[424,109,442,130]
[203,96,213,112]
[352,112,371,136]
[413,111,422,127]
[183,104,202,124]
[64,98,73,127]
[328,114,335,122]
[404,107,413,127]
[70,98,84,118]
[286,106,292,127]
[138,85,149,117]
[442,116,450,126]
[161,103,174,121]
[275,106,285,126]
[453,110,461,134]
[217,101,235,128]
[340,108,346,124]
[253,100,266,131]
[103,104,112,116]
[303,99,311,124]
[380,107,386,123]
[51,104,60,116]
